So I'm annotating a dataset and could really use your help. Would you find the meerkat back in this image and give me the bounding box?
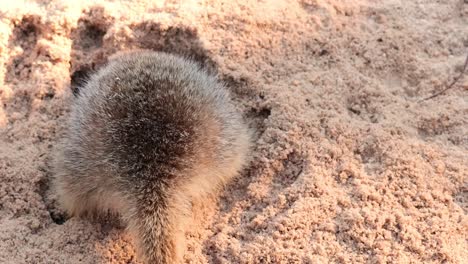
[52,51,251,263]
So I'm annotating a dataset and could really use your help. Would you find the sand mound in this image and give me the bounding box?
[0,0,467,263]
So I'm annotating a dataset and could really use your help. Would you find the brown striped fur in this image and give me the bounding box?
[52,51,251,263]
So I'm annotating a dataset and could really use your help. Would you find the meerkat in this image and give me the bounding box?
[52,50,252,264]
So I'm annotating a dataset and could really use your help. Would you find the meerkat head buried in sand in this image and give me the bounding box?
[52,50,252,264]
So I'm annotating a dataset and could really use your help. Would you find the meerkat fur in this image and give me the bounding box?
[52,50,252,263]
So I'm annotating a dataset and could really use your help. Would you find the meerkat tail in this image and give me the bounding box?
[125,183,190,264]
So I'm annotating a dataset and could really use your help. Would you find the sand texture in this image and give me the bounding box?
[0,0,467,263]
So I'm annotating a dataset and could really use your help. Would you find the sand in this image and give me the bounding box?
[0,0,467,263]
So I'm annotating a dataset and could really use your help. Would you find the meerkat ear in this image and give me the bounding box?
[70,65,93,97]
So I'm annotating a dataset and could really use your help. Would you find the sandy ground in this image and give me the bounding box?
[0,0,467,263]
